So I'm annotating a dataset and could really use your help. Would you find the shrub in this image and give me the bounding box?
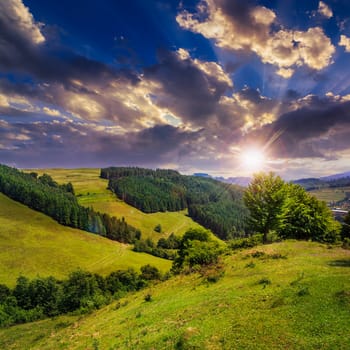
[342,238,350,250]
[258,278,271,286]
[228,234,263,250]
[144,293,152,302]
[140,264,161,281]
[154,224,162,233]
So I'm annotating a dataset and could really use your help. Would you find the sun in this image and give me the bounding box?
[240,148,266,172]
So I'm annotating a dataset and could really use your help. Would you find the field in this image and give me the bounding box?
[32,168,206,240]
[0,240,349,349]
[309,186,350,204]
[0,193,171,287]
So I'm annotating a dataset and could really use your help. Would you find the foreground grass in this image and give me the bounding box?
[1,241,349,349]
[33,168,206,240]
[0,193,171,287]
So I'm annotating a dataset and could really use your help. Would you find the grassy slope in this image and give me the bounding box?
[1,241,349,349]
[0,193,171,287]
[33,168,206,240]
[309,186,350,204]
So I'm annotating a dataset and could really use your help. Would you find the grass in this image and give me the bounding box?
[1,240,349,349]
[30,168,207,240]
[309,186,350,204]
[0,193,171,287]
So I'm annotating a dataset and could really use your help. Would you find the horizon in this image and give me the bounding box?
[2,1,350,179]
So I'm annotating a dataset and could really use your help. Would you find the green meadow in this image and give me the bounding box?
[0,193,171,287]
[310,186,350,204]
[0,240,349,349]
[32,168,206,240]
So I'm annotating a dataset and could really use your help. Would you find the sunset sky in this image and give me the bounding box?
[1,0,350,179]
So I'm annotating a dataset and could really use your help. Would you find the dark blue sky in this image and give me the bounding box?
[1,0,350,178]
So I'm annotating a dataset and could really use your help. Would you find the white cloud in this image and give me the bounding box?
[339,34,350,52]
[0,0,45,45]
[42,107,62,117]
[177,0,335,78]
[176,49,233,87]
[318,1,333,19]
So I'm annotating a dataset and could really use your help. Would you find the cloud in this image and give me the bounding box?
[318,1,333,19]
[177,0,335,77]
[0,120,203,168]
[244,94,350,159]
[339,34,350,52]
[0,0,45,45]
[144,49,237,130]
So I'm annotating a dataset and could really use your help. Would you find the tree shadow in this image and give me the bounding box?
[328,259,350,267]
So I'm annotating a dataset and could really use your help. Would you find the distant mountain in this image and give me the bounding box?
[293,171,350,190]
[193,173,251,186]
[320,171,350,181]
[292,178,326,190]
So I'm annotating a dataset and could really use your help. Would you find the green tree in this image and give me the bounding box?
[172,228,222,272]
[243,172,286,242]
[282,183,340,242]
[244,172,341,243]
[140,264,161,280]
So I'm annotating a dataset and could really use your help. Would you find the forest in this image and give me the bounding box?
[0,265,161,327]
[0,164,140,243]
[102,167,250,239]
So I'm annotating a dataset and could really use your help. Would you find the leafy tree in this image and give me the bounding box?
[157,233,181,249]
[13,276,31,310]
[243,172,286,242]
[244,172,341,243]
[282,183,341,242]
[172,228,222,272]
[140,264,161,280]
[0,284,10,304]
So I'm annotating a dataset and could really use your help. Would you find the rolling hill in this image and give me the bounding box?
[0,240,349,349]
[0,193,171,287]
[31,168,207,240]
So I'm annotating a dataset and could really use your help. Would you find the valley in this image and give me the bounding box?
[0,192,171,287]
[32,168,206,240]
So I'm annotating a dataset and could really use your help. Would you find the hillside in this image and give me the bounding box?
[32,168,206,240]
[102,167,249,239]
[0,241,349,349]
[0,193,171,287]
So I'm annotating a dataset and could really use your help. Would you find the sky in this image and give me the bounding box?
[1,0,350,179]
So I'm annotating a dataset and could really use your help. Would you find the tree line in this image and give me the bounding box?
[0,265,161,328]
[0,164,140,243]
[102,167,250,239]
[133,233,181,260]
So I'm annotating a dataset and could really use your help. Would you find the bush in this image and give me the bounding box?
[342,238,350,250]
[144,293,152,302]
[228,234,263,250]
[140,265,161,280]
[172,228,223,272]
[258,278,271,286]
[154,224,162,233]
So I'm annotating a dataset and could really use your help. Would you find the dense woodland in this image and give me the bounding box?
[102,167,250,239]
[0,266,161,327]
[0,164,140,243]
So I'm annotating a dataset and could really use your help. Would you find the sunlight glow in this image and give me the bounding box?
[240,148,266,172]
